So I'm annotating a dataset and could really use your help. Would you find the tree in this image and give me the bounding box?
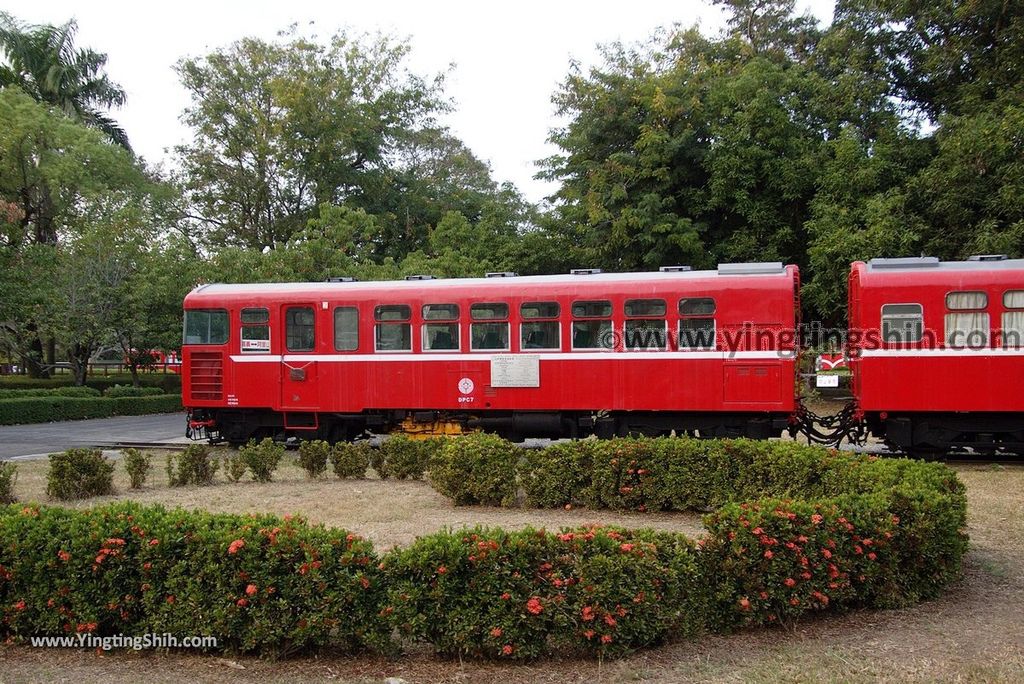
[0,12,131,151]
[175,29,449,252]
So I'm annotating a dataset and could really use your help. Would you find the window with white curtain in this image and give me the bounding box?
[945,291,989,347]
[946,291,987,310]
[1003,290,1024,348]
[945,313,990,347]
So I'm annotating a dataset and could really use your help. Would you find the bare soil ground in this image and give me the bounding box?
[1,457,1022,683]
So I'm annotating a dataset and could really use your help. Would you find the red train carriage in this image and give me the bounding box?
[182,264,800,445]
[848,256,1024,457]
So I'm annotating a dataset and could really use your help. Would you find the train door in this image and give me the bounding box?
[280,304,319,417]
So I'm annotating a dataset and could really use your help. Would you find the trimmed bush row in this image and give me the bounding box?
[0,374,182,394]
[0,437,967,660]
[0,387,101,399]
[0,394,182,425]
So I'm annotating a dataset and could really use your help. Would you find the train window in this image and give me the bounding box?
[572,300,612,318]
[183,309,229,345]
[946,291,988,310]
[375,322,411,352]
[423,303,459,320]
[679,319,716,350]
[333,307,359,351]
[1004,291,1024,348]
[471,303,509,320]
[625,299,666,317]
[625,320,667,349]
[241,324,270,353]
[375,305,411,321]
[1004,290,1024,309]
[285,307,315,352]
[881,304,923,343]
[572,320,613,350]
[521,301,560,319]
[471,322,510,351]
[423,323,460,351]
[945,312,990,348]
[679,298,716,316]
[240,307,269,324]
[521,321,560,350]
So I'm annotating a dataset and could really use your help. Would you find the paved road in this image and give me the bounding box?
[0,412,186,460]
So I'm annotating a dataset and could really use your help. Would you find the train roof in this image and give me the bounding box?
[863,256,1024,272]
[185,264,798,301]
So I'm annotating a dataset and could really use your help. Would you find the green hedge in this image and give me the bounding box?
[104,385,164,398]
[0,438,968,660]
[0,373,181,394]
[0,395,183,425]
[0,387,101,399]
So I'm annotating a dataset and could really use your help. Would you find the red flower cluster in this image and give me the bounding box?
[228,539,245,555]
[526,597,544,615]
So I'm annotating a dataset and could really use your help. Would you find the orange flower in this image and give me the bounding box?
[245,584,258,596]
[584,629,595,639]
[738,598,751,611]
[502,645,514,655]
[57,550,71,562]
[500,592,511,601]
[149,539,160,546]
[619,543,634,553]
[603,614,616,627]
[228,539,245,555]
[867,552,877,561]
[236,598,249,607]
[490,627,503,638]
[763,550,773,559]
[600,635,613,644]
[582,606,595,621]
[526,597,543,615]
[784,577,796,587]
[437,565,447,575]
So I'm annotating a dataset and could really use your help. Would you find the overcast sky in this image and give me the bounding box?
[9,1,834,204]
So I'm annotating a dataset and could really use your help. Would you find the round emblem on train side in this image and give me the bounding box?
[458,378,475,395]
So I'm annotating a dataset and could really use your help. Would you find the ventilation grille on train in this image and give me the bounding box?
[189,351,224,401]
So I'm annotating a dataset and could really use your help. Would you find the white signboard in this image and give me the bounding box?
[815,374,840,388]
[490,354,540,388]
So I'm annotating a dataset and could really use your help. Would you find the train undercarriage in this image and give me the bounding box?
[187,407,792,447]
[866,412,1024,459]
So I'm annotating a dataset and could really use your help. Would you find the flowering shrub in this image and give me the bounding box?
[297,440,330,479]
[331,441,372,479]
[122,448,152,489]
[166,444,219,486]
[428,433,520,506]
[239,438,284,483]
[0,502,388,656]
[0,437,968,661]
[381,525,703,659]
[46,449,115,500]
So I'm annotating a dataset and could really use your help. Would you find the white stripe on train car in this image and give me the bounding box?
[858,348,1024,357]
[226,351,791,363]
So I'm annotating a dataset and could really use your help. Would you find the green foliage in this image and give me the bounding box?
[330,442,372,479]
[45,448,115,500]
[222,450,248,483]
[166,444,219,487]
[427,434,521,506]
[0,461,16,504]
[0,440,966,660]
[296,440,330,479]
[104,385,163,398]
[0,502,387,656]
[0,374,180,393]
[122,448,151,490]
[0,386,100,398]
[375,436,444,480]
[0,394,182,425]
[239,438,284,483]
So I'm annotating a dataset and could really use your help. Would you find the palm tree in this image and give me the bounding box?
[0,12,132,152]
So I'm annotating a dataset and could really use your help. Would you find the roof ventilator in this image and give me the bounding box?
[485,271,518,278]
[405,275,437,281]
[967,254,1009,262]
[659,265,692,272]
[868,257,940,269]
[325,276,357,282]
[570,268,603,275]
[717,262,785,275]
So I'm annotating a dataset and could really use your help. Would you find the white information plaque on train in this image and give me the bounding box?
[491,354,540,388]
